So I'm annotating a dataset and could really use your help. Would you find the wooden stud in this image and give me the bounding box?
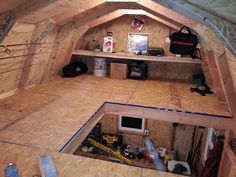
[63,25,90,66]
[215,52,236,117]
[17,19,56,90]
[203,50,226,102]
[199,48,213,88]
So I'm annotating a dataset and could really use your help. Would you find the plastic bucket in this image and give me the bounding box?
[94,58,107,76]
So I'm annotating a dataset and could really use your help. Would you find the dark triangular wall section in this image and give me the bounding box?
[152,0,236,57]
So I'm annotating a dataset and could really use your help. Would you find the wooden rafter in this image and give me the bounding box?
[123,10,181,30]
[53,0,106,25]
[73,3,124,28]
[137,0,196,27]
[13,0,60,22]
[89,10,124,29]
[17,18,56,90]
[215,52,236,116]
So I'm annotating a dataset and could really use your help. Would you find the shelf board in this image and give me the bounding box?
[73,50,202,64]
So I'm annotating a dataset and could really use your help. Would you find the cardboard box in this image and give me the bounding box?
[110,63,127,80]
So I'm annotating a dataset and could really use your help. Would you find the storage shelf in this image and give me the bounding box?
[73,50,202,64]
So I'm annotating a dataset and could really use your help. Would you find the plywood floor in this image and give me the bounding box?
[0,74,229,177]
[0,74,229,151]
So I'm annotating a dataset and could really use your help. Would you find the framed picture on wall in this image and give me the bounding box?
[127,33,149,55]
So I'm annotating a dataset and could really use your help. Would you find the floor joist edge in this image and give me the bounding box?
[59,101,234,154]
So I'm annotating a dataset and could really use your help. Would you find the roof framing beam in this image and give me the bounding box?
[88,9,181,30]
[13,0,60,21]
[53,0,106,25]
[151,0,236,57]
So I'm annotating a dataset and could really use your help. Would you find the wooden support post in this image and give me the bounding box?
[202,50,226,102]
[0,11,15,44]
[215,53,236,116]
[63,25,89,66]
[17,19,56,90]
[199,49,214,88]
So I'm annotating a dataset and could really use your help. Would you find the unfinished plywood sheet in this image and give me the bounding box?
[0,75,229,152]
[77,15,172,55]
[225,48,236,92]
[142,168,184,177]
[0,142,144,177]
[0,91,58,131]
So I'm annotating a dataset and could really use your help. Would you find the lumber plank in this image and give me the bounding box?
[13,0,59,23]
[73,50,201,64]
[204,50,226,102]
[17,19,57,90]
[215,52,236,116]
[53,0,106,25]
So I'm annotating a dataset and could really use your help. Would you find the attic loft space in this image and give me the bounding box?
[0,0,235,177]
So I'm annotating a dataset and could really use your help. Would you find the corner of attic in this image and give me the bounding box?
[0,0,235,177]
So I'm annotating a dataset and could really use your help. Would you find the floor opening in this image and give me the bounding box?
[61,111,225,177]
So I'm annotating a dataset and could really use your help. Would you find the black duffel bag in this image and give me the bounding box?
[169,26,198,55]
[62,62,88,77]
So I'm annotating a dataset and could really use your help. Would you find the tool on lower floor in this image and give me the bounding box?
[101,133,123,148]
[145,137,166,172]
[88,138,132,165]
[39,154,57,177]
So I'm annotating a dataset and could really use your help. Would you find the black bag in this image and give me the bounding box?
[169,26,198,55]
[62,62,88,77]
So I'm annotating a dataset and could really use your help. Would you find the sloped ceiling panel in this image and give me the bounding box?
[0,0,29,14]
[185,0,236,24]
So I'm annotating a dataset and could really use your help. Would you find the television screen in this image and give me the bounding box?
[119,116,145,133]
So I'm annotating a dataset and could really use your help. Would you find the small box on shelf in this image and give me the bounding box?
[110,62,127,80]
